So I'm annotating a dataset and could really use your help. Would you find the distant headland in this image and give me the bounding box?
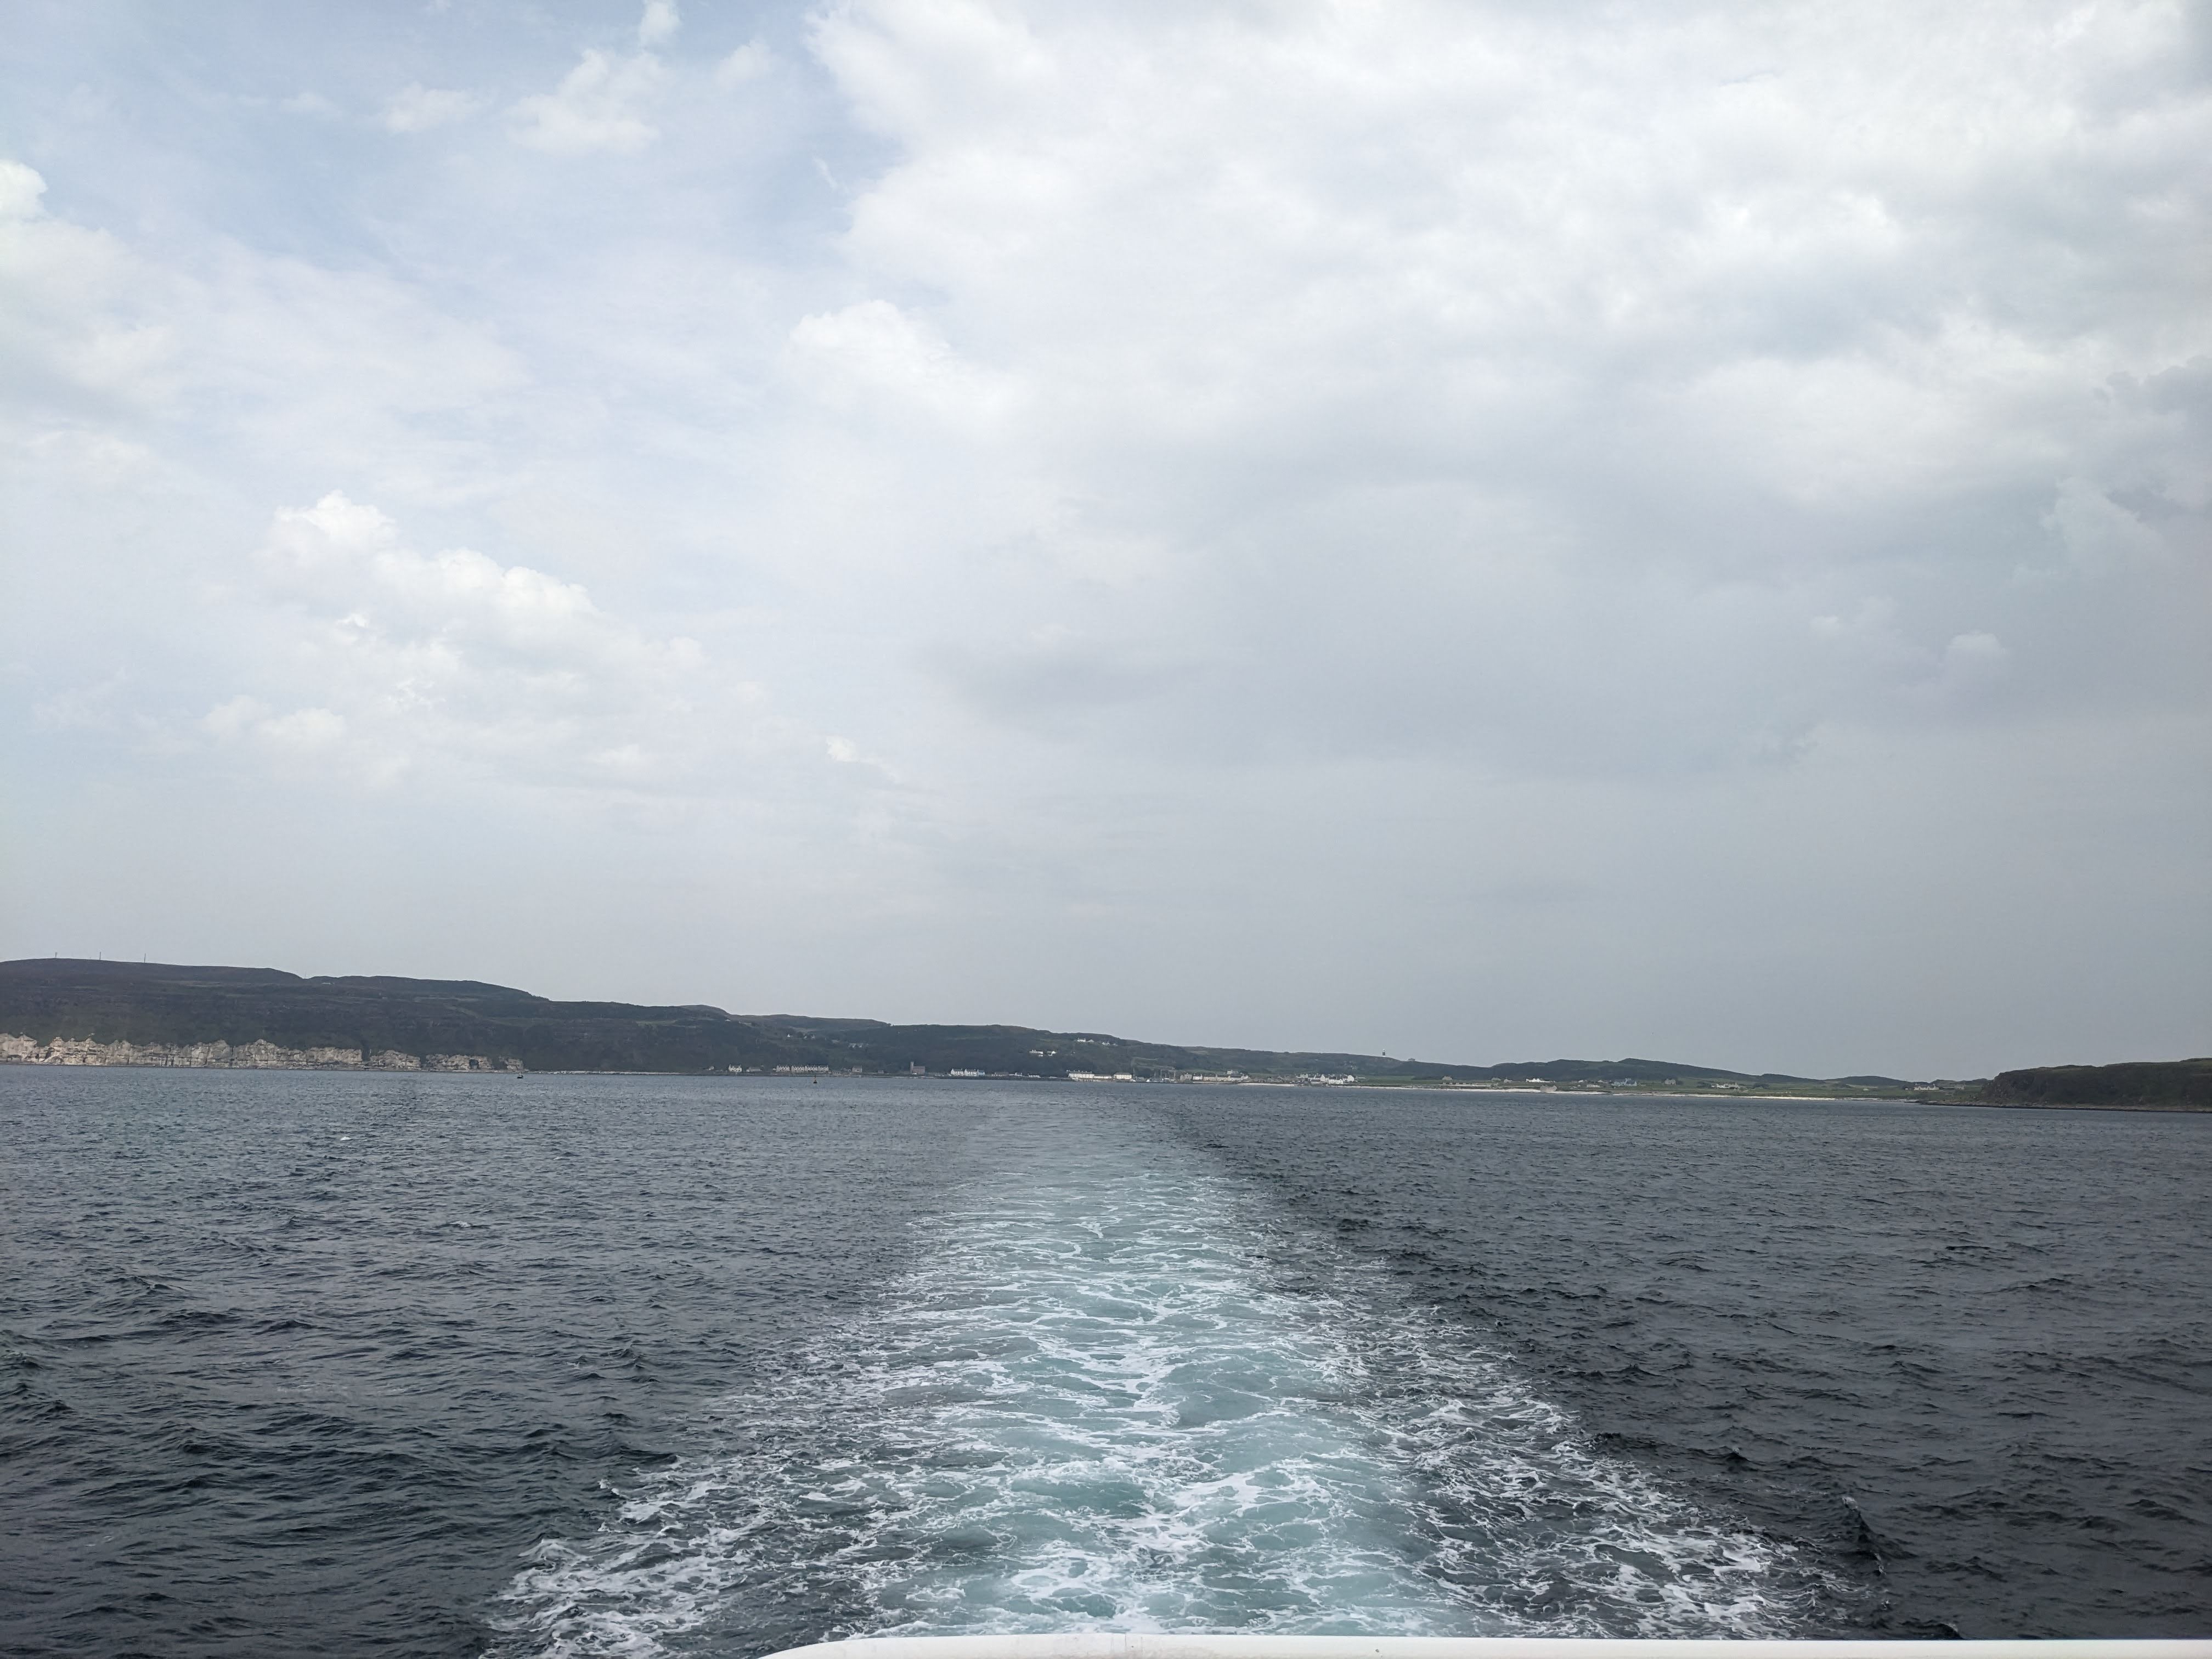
[1,958,2203,1108]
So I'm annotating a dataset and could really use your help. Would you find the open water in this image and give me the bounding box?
[1,1070,2207,1656]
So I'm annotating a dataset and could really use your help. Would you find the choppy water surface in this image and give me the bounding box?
[2,1073,2207,1656]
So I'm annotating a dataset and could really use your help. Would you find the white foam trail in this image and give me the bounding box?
[493,1111,1829,1656]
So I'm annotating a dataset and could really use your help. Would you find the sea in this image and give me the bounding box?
[2,1070,2207,1657]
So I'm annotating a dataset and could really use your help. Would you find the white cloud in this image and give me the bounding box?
[0,157,524,462]
[1945,630,2007,668]
[222,493,770,791]
[32,671,131,733]
[203,696,346,752]
[509,49,665,155]
[0,159,47,218]
[201,694,270,741]
[638,0,680,49]
[0,159,176,414]
[716,42,773,87]
[383,84,483,134]
[790,0,2212,771]
[786,298,1013,427]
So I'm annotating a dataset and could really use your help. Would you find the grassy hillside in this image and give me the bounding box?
[1979,1058,2212,1110]
[3,957,1942,1091]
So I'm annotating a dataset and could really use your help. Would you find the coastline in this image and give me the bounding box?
[0,1033,520,1073]
[8,1051,2205,1110]
[1963,1097,2212,1114]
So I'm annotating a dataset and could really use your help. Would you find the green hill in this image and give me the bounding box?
[1979,1058,2212,1110]
[2,957,1939,1092]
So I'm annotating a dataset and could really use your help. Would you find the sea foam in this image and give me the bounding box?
[494,1110,1827,1656]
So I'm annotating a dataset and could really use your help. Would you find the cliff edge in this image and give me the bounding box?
[1978,1058,2212,1111]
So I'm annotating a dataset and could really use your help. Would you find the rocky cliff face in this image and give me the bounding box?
[1979,1058,2212,1109]
[0,1034,522,1071]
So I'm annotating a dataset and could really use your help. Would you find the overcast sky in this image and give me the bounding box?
[3,0,2207,1077]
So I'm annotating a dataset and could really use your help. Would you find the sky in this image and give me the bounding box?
[2,0,2207,1079]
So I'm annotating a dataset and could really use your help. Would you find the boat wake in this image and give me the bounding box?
[494,1110,1835,1656]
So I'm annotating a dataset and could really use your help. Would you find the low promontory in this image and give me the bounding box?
[1978,1058,2212,1112]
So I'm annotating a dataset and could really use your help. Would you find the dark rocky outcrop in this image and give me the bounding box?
[1979,1058,2212,1111]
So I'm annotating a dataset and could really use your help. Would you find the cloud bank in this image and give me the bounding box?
[2,0,2205,1075]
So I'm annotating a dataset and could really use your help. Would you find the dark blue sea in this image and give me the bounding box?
[2,1070,2208,1656]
